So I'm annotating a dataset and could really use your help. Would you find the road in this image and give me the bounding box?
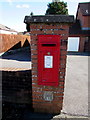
[62,54,88,117]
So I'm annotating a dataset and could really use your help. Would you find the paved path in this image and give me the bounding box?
[62,55,88,117]
[0,48,31,71]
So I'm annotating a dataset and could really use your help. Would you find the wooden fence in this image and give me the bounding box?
[0,34,30,53]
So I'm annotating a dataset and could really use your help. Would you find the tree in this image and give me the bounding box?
[52,0,60,2]
[45,1,68,15]
[30,12,34,16]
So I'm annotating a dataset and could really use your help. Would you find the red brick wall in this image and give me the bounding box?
[78,37,85,52]
[30,23,69,114]
[77,8,83,26]
[83,16,90,28]
[2,70,32,104]
[79,36,90,52]
[77,8,90,28]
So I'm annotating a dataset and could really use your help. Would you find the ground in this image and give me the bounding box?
[0,50,89,119]
[62,54,88,117]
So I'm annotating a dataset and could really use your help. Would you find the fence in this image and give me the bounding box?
[0,34,30,53]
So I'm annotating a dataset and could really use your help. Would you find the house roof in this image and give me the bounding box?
[69,2,90,36]
[76,2,90,17]
[24,15,74,24]
[0,24,18,32]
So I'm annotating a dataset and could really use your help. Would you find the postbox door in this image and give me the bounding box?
[38,50,59,86]
[38,35,60,86]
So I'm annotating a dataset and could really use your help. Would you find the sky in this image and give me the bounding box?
[0,0,89,32]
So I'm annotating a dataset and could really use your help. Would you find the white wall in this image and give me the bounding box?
[67,37,79,51]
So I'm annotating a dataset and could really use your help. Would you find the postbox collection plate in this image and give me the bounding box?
[44,55,53,68]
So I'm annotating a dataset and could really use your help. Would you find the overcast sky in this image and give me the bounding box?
[0,0,89,32]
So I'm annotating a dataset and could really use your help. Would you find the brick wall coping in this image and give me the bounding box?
[24,15,74,24]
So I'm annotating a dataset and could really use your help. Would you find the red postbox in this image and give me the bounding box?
[38,35,60,86]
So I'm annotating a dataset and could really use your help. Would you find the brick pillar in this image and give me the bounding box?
[24,15,74,114]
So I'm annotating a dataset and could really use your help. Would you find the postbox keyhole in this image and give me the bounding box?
[43,80,46,81]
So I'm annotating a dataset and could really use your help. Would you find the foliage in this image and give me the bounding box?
[45,1,68,15]
[30,12,34,16]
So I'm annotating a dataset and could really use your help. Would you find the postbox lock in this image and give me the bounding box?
[47,52,50,55]
[43,80,46,82]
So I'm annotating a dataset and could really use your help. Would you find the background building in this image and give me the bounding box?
[69,2,90,52]
[0,24,18,34]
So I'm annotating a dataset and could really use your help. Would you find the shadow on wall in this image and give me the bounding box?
[23,39,30,47]
[8,38,30,51]
[0,39,31,62]
[67,51,90,56]
[8,41,21,50]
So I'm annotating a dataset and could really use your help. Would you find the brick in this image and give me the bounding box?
[37,24,45,29]
[31,40,37,44]
[32,95,42,99]
[59,85,65,89]
[32,88,43,93]
[59,69,65,73]
[44,25,52,29]
[52,100,63,105]
[31,55,37,59]
[32,67,37,71]
[32,64,37,68]
[62,25,69,29]
[33,97,42,101]
[2,70,31,104]
[50,24,57,29]
[32,84,40,88]
[54,30,68,35]
[60,55,66,59]
[33,101,52,108]
[32,58,38,63]
[31,45,37,49]
[32,78,37,82]
[32,74,37,78]
[33,25,41,29]
[32,71,37,75]
[60,75,65,79]
[61,50,67,55]
[61,35,68,40]
[60,71,65,76]
[30,35,37,40]
[32,77,38,80]
[32,75,38,79]
[31,50,37,54]
[60,45,67,50]
[32,90,42,94]
[44,30,53,34]
[32,105,57,114]
[30,24,37,29]
[54,92,64,96]
[60,59,66,64]
[42,88,53,92]
[32,60,37,64]
[31,30,44,35]
[54,96,63,101]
